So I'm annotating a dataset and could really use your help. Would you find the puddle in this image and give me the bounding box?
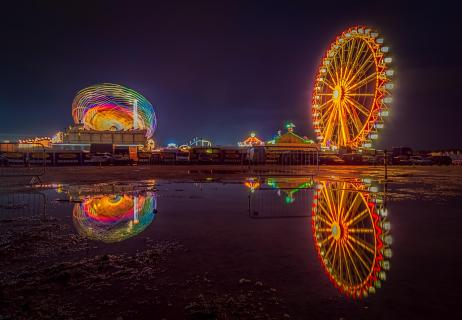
[0,174,460,319]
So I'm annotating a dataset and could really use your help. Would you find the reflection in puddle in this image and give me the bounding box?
[0,191,47,218]
[247,176,392,298]
[248,177,315,218]
[72,191,157,243]
[312,179,392,298]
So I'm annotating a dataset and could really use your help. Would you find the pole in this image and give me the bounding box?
[133,99,138,130]
[384,149,388,180]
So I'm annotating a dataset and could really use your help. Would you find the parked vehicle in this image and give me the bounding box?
[410,155,433,165]
[362,155,383,165]
[176,150,190,163]
[392,147,412,165]
[0,154,8,166]
[89,152,113,164]
[430,155,452,166]
[340,153,363,165]
[113,153,131,164]
[392,155,412,165]
[319,154,345,165]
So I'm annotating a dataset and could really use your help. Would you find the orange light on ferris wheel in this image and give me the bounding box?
[311,26,394,150]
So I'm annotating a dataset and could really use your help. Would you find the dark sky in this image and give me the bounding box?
[0,0,461,149]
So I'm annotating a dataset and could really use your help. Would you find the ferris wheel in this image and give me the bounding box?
[312,26,394,149]
[312,180,392,298]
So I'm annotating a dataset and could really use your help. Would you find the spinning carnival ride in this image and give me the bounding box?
[312,26,394,149]
[72,83,157,138]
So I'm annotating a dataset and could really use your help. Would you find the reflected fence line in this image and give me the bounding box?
[249,186,315,219]
[0,143,46,183]
[0,191,47,219]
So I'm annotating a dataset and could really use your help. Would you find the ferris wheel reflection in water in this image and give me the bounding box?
[246,177,392,298]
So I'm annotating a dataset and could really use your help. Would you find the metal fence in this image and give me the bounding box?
[0,191,47,219]
[0,143,46,183]
[248,145,319,176]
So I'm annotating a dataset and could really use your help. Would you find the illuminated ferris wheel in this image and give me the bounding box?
[312,180,392,298]
[312,26,394,149]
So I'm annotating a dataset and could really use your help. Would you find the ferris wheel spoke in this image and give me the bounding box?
[318,98,334,111]
[338,107,350,146]
[345,208,370,227]
[315,212,333,225]
[333,188,344,222]
[340,243,355,286]
[331,241,339,270]
[322,188,338,222]
[345,39,356,74]
[343,103,364,135]
[319,234,334,246]
[348,234,375,255]
[320,103,335,122]
[326,68,338,88]
[347,93,375,97]
[341,192,361,223]
[349,72,377,91]
[345,239,372,273]
[345,56,374,88]
[319,202,335,222]
[319,196,332,219]
[333,241,342,280]
[323,106,338,144]
[349,228,375,233]
[338,187,347,220]
[343,240,364,283]
[323,236,337,260]
[345,98,370,117]
[323,76,337,89]
[344,39,367,83]
[339,40,349,75]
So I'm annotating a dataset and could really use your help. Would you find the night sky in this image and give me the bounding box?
[0,0,461,149]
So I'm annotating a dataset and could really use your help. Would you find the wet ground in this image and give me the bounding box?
[1,166,461,319]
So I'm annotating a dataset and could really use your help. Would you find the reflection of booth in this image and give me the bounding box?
[72,192,157,243]
[266,177,314,204]
[248,177,315,218]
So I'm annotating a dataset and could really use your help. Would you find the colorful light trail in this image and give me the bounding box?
[72,83,156,138]
[72,192,157,243]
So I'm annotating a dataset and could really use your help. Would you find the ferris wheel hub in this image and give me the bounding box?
[332,85,345,104]
[331,222,342,240]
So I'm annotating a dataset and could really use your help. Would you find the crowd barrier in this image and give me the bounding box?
[0,143,46,182]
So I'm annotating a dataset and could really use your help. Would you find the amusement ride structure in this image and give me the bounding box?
[72,83,157,138]
[189,137,212,147]
[312,26,394,150]
[238,132,264,147]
